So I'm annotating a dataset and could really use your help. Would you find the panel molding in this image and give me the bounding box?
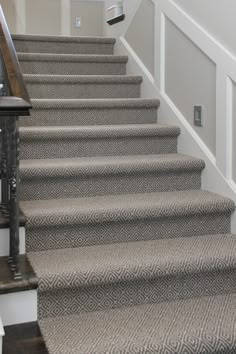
[116,0,236,231]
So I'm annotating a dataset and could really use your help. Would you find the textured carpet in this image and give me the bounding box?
[16,33,236,353]
[24,74,142,99]
[39,293,236,354]
[18,53,127,75]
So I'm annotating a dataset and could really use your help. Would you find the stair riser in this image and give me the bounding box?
[20,136,178,160]
[26,82,141,99]
[20,171,202,201]
[38,269,236,319]
[14,40,114,55]
[19,61,126,75]
[21,107,158,127]
[25,213,231,252]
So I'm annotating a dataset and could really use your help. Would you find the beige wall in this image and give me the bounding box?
[1,0,104,36]
[124,0,154,75]
[165,18,216,154]
[70,0,104,37]
[0,0,16,33]
[233,83,236,183]
[173,0,236,57]
[26,0,61,35]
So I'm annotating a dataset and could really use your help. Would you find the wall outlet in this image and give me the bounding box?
[194,105,203,127]
[76,17,81,28]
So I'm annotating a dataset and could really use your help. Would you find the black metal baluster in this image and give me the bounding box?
[9,116,21,279]
[1,116,9,213]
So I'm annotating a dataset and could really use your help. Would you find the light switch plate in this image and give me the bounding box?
[76,17,81,28]
[194,105,203,127]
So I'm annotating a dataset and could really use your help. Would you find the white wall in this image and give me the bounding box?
[0,0,104,36]
[124,0,155,75]
[165,18,216,154]
[173,0,236,57]
[26,0,61,35]
[0,0,16,33]
[70,0,104,37]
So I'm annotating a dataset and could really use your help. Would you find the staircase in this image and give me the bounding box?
[13,33,236,353]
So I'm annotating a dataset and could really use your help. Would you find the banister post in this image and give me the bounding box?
[9,116,21,280]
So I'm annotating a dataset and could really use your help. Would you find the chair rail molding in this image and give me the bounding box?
[114,0,236,230]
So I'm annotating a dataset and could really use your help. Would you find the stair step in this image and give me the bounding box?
[20,154,205,200]
[18,53,127,75]
[39,292,236,353]
[28,233,236,318]
[21,98,160,127]
[24,74,142,99]
[20,190,235,252]
[19,124,180,160]
[12,34,115,55]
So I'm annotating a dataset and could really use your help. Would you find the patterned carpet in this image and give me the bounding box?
[13,33,236,353]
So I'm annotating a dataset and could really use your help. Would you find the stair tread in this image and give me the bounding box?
[20,190,235,228]
[20,154,205,178]
[18,52,128,62]
[31,97,160,109]
[39,292,236,353]
[24,74,143,84]
[12,33,116,44]
[20,124,180,139]
[28,233,236,292]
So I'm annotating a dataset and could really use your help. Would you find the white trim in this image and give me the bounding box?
[0,290,37,326]
[225,77,233,180]
[0,315,3,354]
[0,317,4,337]
[15,0,26,34]
[0,228,25,257]
[61,0,71,36]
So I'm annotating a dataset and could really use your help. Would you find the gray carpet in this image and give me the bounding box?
[16,33,236,353]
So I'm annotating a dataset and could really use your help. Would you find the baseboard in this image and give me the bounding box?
[118,36,236,232]
[0,315,4,354]
[0,227,25,257]
[0,290,37,326]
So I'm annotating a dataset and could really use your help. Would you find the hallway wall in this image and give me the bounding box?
[0,0,104,36]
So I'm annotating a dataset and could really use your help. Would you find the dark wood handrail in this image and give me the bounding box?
[0,5,31,109]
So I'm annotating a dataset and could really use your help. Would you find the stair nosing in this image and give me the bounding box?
[19,124,181,140]
[17,52,128,63]
[12,33,116,44]
[20,190,235,228]
[31,98,160,110]
[24,74,143,84]
[28,233,236,292]
[20,154,205,179]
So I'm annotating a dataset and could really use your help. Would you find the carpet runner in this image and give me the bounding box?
[13,33,236,354]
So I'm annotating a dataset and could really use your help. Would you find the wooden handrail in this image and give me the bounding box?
[0,5,31,108]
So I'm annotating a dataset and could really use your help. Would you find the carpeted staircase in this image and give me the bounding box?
[13,33,236,353]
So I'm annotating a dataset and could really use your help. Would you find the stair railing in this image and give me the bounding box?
[0,6,31,280]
